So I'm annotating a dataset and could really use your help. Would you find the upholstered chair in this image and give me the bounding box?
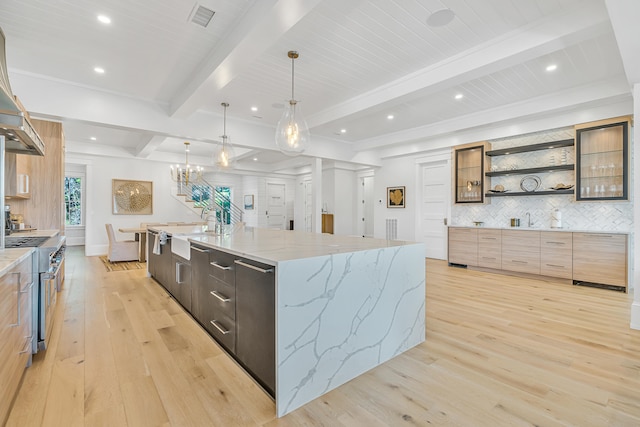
[105,224,139,262]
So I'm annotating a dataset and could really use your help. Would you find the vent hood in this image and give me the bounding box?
[0,27,45,156]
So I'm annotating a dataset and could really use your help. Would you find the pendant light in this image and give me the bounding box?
[214,102,235,170]
[275,50,310,156]
[170,141,202,185]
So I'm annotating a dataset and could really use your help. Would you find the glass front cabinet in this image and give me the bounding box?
[575,119,629,201]
[453,142,488,204]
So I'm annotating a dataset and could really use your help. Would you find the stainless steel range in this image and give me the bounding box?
[5,234,66,352]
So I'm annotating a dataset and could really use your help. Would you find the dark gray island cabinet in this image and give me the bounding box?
[147,225,425,417]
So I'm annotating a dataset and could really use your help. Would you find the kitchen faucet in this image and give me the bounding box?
[526,212,531,227]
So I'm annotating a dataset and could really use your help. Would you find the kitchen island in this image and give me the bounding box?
[148,225,426,417]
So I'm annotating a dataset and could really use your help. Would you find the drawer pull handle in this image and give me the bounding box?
[481,237,497,240]
[545,241,565,245]
[210,291,230,302]
[192,246,211,253]
[210,320,230,335]
[481,257,496,260]
[235,260,274,274]
[546,264,565,268]
[210,262,232,271]
[512,260,527,264]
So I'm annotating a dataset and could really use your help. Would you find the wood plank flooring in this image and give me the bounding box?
[6,247,640,426]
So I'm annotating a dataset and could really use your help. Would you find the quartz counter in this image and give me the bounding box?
[149,225,426,417]
[0,247,35,275]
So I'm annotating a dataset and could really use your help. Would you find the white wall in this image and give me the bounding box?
[373,156,417,241]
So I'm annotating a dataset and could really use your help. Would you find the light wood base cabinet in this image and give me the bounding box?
[573,233,627,289]
[478,229,501,269]
[448,227,478,266]
[540,231,573,279]
[501,230,540,275]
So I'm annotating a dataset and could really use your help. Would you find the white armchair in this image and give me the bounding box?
[105,224,139,262]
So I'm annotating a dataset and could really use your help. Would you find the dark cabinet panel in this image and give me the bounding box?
[172,254,191,311]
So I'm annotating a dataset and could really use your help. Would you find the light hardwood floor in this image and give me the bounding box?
[7,247,640,426]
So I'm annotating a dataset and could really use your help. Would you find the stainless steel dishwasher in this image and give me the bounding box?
[234,258,276,397]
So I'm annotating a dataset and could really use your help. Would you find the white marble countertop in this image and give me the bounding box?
[0,247,35,275]
[448,225,630,234]
[149,225,419,264]
[5,229,60,238]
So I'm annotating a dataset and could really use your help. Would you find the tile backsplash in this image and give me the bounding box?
[452,126,634,232]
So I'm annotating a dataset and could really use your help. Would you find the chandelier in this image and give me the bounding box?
[214,102,235,170]
[275,50,310,155]
[170,141,202,185]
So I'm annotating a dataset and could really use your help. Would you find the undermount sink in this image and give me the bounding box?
[171,235,192,260]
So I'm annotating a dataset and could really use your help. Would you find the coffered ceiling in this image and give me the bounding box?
[0,0,636,173]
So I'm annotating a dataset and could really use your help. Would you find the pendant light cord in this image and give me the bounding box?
[291,55,295,101]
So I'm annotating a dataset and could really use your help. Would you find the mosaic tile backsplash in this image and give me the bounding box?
[452,126,634,232]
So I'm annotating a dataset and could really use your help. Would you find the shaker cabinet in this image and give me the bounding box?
[575,119,629,201]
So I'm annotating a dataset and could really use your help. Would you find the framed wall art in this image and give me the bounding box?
[387,186,405,208]
[244,194,254,210]
[112,179,153,215]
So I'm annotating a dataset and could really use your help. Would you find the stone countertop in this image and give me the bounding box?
[447,225,630,234]
[5,229,61,238]
[149,225,420,264]
[0,247,35,275]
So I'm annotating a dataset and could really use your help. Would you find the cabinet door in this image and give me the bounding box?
[235,258,276,397]
[4,153,31,199]
[477,229,501,269]
[454,144,486,203]
[190,244,211,325]
[540,232,572,279]
[501,230,540,274]
[448,227,478,266]
[172,255,191,311]
[573,233,627,288]
[576,120,628,201]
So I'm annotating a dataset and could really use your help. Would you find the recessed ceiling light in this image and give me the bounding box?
[387,114,394,120]
[90,137,97,141]
[340,129,347,133]
[251,106,258,112]
[426,9,456,27]
[253,157,258,161]
[455,93,464,100]
[94,67,105,74]
[97,15,111,24]
[546,64,558,72]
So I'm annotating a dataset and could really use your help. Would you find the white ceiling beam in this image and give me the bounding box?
[168,0,323,118]
[307,1,611,129]
[135,135,167,158]
[605,0,640,84]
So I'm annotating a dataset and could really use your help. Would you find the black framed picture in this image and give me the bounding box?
[387,186,405,208]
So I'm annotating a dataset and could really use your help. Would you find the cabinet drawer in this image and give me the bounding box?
[502,230,540,274]
[448,228,478,265]
[205,314,236,354]
[204,276,236,320]
[478,254,501,269]
[540,232,572,279]
[478,229,501,268]
[501,257,540,275]
[208,249,236,285]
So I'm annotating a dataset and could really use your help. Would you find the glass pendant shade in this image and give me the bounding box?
[214,102,235,170]
[276,51,310,156]
[214,135,236,170]
[276,100,310,155]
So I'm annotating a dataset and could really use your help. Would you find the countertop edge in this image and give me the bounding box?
[447,225,630,235]
[0,247,35,275]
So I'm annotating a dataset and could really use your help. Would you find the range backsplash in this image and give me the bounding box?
[451,126,634,232]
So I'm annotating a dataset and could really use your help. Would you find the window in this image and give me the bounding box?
[64,176,83,226]
[191,184,212,208]
[215,186,232,225]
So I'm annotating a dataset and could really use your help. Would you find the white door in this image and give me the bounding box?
[420,161,449,259]
[304,181,312,232]
[358,176,374,237]
[267,183,286,229]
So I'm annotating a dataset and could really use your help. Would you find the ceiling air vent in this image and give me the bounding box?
[188,4,215,28]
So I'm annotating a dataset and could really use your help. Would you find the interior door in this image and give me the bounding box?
[359,176,374,237]
[420,161,450,259]
[267,183,285,229]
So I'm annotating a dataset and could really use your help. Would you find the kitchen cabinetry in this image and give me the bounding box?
[147,232,173,293]
[6,119,65,230]
[540,231,572,279]
[453,142,488,204]
[501,230,540,275]
[235,257,276,397]
[575,119,629,201]
[172,254,191,311]
[4,152,31,199]
[0,253,34,425]
[448,227,478,265]
[485,139,575,197]
[573,233,627,290]
[477,229,501,269]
